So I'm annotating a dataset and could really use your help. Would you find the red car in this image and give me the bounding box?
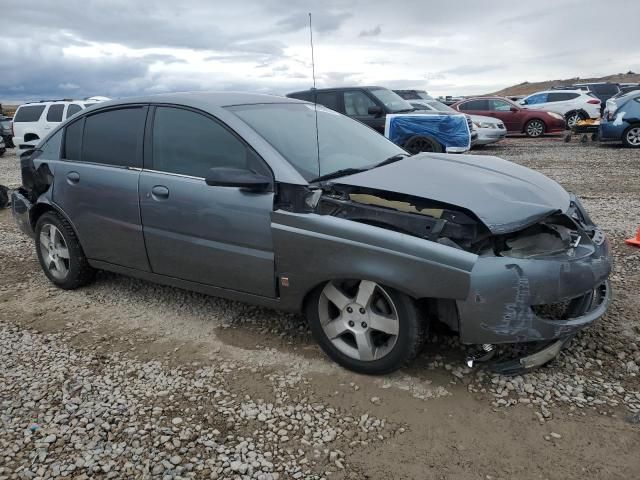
[451,96,566,137]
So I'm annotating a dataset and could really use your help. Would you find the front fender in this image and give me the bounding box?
[272,211,477,311]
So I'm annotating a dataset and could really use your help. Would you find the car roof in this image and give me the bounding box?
[95,91,301,110]
[288,86,387,95]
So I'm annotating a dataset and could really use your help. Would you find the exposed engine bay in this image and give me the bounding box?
[275,182,600,258]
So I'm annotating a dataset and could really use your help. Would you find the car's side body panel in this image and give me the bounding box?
[271,210,477,311]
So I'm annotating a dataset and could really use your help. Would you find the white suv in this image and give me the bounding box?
[519,90,601,128]
[13,98,107,153]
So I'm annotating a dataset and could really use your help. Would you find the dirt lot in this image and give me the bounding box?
[1,137,639,480]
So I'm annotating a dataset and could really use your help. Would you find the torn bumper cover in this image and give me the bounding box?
[457,237,612,345]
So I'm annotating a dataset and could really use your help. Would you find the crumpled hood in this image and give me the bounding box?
[334,153,571,234]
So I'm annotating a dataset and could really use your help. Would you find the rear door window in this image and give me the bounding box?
[46,104,64,122]
[488,99,512,111]
[458,99,489,111]
[82,107,146,168]
[66,104,83,119]
[14,105,46,122]
[63,119,84,161]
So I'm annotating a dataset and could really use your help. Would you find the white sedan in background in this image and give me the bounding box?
[408,98,506,147]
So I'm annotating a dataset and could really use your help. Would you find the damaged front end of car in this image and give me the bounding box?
[274,179,612,374]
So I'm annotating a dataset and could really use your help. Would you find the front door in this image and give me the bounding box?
[139,106,276,297]
[487,99,522,132]
[343,90,385,133]
[52,106,150,271]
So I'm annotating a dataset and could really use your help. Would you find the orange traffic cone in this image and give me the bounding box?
[626,228,640,247]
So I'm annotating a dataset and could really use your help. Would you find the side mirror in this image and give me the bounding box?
[205,167,271,192]
[510,107,519,112]
[367,105,383,116]
[519,100,527,105]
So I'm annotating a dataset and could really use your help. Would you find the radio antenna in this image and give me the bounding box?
[309,12,320,179]
[309,13,317,89]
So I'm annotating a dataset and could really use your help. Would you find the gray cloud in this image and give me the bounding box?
[359,25,382,37]
[0,0,638,100]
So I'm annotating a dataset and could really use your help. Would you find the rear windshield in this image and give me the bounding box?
[591,84,619,95]
[14,105,46,122]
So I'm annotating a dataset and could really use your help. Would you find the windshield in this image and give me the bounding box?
[369,88,415,112]
[427,100,455,112]
[417,92,433,100]
[229,103,406,181]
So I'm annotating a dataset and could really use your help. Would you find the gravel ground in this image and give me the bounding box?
[1,137,640,479]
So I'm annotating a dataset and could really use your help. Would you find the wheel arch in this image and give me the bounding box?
[30,200,83,246]
[24,132,40,142]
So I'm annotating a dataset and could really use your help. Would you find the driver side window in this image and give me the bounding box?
[489,100,512,111]
[343,91,376,116]
[152,107,267,178]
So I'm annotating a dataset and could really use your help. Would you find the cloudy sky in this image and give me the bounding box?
[1,0,638,102]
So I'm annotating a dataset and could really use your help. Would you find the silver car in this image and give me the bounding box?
[12,92,612,374]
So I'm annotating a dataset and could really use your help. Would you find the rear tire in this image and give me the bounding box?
[305,279,427,374]
[404,135,443,154]
[35,212,95,289]
[565,111,585,129]
[622,125,640,148]
[525,119,546,137]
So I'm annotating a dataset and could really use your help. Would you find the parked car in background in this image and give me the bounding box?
[0,135,5,157]
[395,90,505,147]
[287,86,474,153]
[452,97,566,137]
[13,99,106,154]
[611,83,640,100]
[519,90,600,127]
[600,90,640,148]
[553,82,621,105]
[12,92,612,374]
[0,116,14,148]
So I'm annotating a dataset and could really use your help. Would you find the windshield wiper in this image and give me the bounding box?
[370,153,409,169]
[309,154,409,183]
[395,108,417,113]
[309,167,369,183]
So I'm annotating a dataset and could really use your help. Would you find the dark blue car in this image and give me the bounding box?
[599,90,640,148]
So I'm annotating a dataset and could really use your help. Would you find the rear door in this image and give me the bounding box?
[456,99,491,117]
[342,90,385,133]
[52,105,150,271]
[139,105,276,297]
[43,104,66,136]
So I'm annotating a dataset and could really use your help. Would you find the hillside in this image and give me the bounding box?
[490,72,640,97]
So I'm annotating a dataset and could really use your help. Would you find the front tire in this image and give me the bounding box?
[35,212,95,289]
[306,280,427,374]
[525,119,546,137]
[404,135,443,154]
[622,125,640,148]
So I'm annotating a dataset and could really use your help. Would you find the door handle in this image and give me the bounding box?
[66,171,80,184]
[151,185,170,200]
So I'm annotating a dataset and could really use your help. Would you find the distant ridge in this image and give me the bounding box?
[490,72,640,97]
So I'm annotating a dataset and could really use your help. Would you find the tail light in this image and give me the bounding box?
[587,99,600,104]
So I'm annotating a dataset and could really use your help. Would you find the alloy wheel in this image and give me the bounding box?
[407,138,434,154]
[39,224,70,280]
[626,127,640,146]
[318,280,400,362]
[566,113,580,129]
[526,120,544,137]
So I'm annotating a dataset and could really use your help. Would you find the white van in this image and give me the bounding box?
[13,99,107,153]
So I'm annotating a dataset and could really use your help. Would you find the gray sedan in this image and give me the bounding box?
[12,92,612,374]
